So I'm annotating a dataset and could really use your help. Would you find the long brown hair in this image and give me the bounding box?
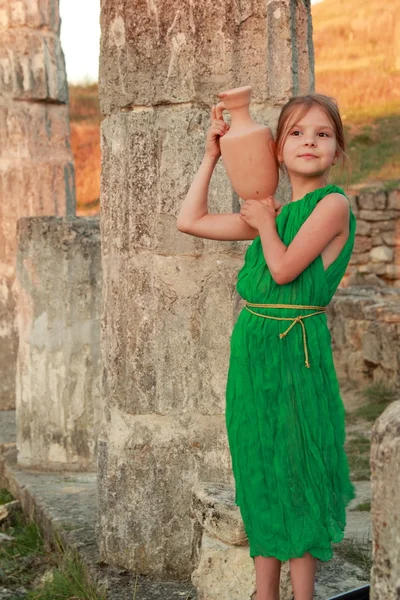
[274,93,350,186]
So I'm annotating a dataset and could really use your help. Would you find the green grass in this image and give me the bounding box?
[0,488,14,504]
[351,501,371,512]
[27,543,107,600]
[0,490,107,600]
[0,506,47,590]
[362,381,398,404]
[346,381,398,424]
[333,533,372,578]
[345,435,371,481]
[331,113,400,188]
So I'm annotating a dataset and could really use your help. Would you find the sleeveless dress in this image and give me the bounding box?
[225,183,357,562]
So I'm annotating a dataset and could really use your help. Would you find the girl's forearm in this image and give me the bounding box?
[258,219,287,282]
[176,154,219,228]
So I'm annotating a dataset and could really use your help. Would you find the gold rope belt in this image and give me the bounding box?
[244,302,327,369]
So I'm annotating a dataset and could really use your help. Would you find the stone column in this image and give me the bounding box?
[15,217,102,471]
[0,0,75,410]
[97,0,314,579]
[370,401,400,600]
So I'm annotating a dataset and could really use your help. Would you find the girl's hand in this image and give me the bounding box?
[240,196,281,230]
[204,105,230,160]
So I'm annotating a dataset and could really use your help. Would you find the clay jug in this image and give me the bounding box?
[216,86,278,200]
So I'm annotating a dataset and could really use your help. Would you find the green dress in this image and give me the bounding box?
[225,184,357,562]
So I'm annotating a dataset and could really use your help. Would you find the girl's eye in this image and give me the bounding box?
[319,132,329,137]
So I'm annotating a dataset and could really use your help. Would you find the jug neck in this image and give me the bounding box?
[228,105,253,125]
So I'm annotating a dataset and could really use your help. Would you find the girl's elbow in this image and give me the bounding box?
[176,219,190,233]
[272,268,293,285]
[271,267,286,285]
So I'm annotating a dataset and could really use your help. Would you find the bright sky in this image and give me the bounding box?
[59,0,100,84]
[59,0,324,84]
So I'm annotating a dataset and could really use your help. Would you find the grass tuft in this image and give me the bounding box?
[345,435,371,481]
[333,532,372,578]
[346,381,398,423]
[0,500,107,600]
[0,488,14,504]
[361,381,398,404]
[351,501,371,512]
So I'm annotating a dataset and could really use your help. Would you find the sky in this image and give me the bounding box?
[60,0,324,84]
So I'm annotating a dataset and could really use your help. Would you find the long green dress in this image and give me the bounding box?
[225,183,357,562]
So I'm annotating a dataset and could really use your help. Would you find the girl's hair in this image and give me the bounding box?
[274,93,350,186]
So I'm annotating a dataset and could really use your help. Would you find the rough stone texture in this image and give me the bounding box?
[191,482,293,600]
[341,189,400,289]
[0,0,75,411]
[98,0,314,582]
[0,436,198,600]
[0,413,371,600]
[328,286,400,387]
[190,481,371,600]
[99,0,314,114]
[370,401,400,600]
[15,217,102,471]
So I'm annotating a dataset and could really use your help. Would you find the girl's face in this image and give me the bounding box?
[278,105,340,178]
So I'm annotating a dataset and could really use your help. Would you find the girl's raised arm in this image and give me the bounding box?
[176,106,259,241]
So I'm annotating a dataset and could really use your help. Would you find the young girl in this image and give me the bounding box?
[177,93,356,600]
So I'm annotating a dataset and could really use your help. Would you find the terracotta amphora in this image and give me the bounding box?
[216,86,279,201]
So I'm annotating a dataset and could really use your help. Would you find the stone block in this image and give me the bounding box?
[0,30,67,101]
[369,246,393,263]
[329,289,400,386]
[381,230,398,246]
[385,264,400,280]
[370,401,400,600]
[358,191,387,210]
[191,532,292,600]
[99,0,312,113]
[0,0,60,31]
[0,271,18,410]
[0,100,72,160]
[355,220,371,236]
[370,263,387,276]
[97,407,232,579]
[101,109,250,255]
[192,482,247,546]
[101,251,242,415]
[359,210,396,221]
[15,217,102,471]
[388,189,400,210]
[357,192,374,210]
[349,252,369,265]
[353,236,372,253]
[0,162,75,259]
[371,234,383,246]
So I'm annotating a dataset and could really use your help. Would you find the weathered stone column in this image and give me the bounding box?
[15,217,102,471]
[0,0,75,410]
[97,0,314,579]
[370,400,400,600]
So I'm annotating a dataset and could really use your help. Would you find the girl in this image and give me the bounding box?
[177,93,356,600]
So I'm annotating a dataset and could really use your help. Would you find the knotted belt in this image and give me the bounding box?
[244,302,327,369]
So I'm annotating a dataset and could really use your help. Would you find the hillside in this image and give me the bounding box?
[312,0,400,117]
[69,0,400,212]
[69,85,102,216]
[311,0,400,191]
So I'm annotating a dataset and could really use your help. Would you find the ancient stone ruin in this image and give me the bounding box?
[0,0,76,410]
[0,1,399,599]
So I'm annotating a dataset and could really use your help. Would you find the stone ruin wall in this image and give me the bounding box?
[0,0,75,410]
[343,189,400,288]
[97,0,314,580]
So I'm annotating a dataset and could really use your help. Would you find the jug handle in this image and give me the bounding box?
[215,101,226,121]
